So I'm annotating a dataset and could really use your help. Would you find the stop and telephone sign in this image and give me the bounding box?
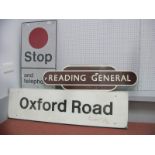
[21,20,57,88]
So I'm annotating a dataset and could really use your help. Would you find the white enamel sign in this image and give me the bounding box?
[21,20,57,88]
[8,89,128,128]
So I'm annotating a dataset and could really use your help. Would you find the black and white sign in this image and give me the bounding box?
[8,89,128,128]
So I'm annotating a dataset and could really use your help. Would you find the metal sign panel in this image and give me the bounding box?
[8,89,128,128]
[21,20,57,88]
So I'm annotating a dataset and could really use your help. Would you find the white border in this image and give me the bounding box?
[0,136,155,155]
[0,0,155,153]
[0,0,155,18]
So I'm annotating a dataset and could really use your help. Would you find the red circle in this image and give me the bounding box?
[29,27,48,49]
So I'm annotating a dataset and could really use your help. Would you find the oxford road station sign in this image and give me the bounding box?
[8,89,128,128]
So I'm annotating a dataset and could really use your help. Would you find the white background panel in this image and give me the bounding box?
[57,20,140,74]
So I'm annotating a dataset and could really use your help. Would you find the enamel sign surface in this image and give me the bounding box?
[21,20,57,88]
[8,89,128,128]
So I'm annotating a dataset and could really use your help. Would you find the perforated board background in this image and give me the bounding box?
[56,19,155,101]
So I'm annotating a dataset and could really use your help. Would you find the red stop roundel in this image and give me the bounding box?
[29,27,48,49]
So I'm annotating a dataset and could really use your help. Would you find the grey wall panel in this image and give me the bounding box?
[139,20,155,91]
[0,97,8,123]
[129,101,155,123]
